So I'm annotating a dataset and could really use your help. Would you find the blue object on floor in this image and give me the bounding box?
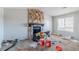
[52,40,58,45]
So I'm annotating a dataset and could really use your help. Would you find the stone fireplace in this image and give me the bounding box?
[28,9,44,41]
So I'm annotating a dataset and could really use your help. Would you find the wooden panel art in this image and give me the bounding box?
[28,9,44,23]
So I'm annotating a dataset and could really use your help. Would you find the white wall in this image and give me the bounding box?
[42,8,53,33]
[53,11,79,40]
[4,8,53,40]
[0,8,4,48]
[43,14,53,33]
[4,8,28,40]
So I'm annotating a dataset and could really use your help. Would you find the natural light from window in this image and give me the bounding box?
[57,16,74,32]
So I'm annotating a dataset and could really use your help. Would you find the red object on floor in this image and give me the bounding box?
[56,45,62,51]
[46,39,51,48]
[40,38,45,48]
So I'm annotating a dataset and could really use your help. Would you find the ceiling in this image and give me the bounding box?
[42,7,79,16]
[4,7,79,16]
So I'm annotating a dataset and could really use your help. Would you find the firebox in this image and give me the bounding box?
[32,25,42,42]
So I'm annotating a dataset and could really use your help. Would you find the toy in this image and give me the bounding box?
[45,31,50,37]
[55,44,62,51]
[46,39,51,48]
[40,38,45,48]
[36,32,48,39]
[52,40,58,45]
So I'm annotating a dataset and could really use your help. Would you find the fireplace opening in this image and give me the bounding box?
[32,26,41,42]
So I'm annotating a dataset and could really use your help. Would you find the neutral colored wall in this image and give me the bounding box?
[43,14,53,33]
[53,11,79,40]
[4,8,28,40]
[4,8,53,40]
[0,8,4,48]
[42,8,53,33]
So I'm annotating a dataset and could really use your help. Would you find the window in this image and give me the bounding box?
[57,16,74,32]
[58,18,64,31]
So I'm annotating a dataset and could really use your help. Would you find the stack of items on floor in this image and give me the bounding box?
[29,31,52,49]
[36,31,51,48]
[32,31,63,51]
